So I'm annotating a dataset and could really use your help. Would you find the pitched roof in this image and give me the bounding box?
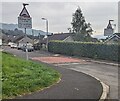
[28,35,44,40]
[2,34,11,42]
[49,33,72,40]
[13,35,25,42]
[2,34,24,43]
[41,33,73,44]
[114,33,120,37]
[105,33,120,43]
[18,37,33,43]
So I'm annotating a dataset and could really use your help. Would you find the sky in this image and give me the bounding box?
[0,0,119,37]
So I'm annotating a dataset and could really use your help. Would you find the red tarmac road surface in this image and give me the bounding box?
[32,56,86,64]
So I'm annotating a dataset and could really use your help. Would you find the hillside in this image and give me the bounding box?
[0,23,51,36]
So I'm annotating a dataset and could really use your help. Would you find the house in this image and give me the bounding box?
[28,34,45,44]
[13,35,25,43]
[41,33,74,45]
[104,33,120,44]
[18,36,33,46]
[2,34,11,43]
[2,34,33,46]
[2,34,24,43]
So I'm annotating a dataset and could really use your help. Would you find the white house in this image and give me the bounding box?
[104,33,120,44]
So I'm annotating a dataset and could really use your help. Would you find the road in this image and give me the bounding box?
[55,62,118,99]
[3,46,119,99]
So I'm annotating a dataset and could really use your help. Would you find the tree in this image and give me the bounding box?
[71,7,93,41]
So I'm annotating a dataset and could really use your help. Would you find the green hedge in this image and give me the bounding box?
[48,41,120,62]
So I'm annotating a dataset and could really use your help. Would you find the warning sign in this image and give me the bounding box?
[18,4,32,29]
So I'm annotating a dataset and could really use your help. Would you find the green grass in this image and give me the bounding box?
[2,52,60,99]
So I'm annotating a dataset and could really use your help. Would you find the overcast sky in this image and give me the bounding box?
[1,1,118,36]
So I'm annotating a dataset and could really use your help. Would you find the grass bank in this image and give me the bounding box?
[2,52,60,99]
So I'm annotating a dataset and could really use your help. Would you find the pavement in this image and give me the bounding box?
[3,46,116,100]
[15,65,102,100]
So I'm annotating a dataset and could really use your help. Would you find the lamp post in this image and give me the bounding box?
[32,29,34,45]
[41,18,48,49]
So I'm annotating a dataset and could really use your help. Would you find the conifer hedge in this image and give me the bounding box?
[48,41,119,62]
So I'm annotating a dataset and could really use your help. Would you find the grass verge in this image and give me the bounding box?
[2,52,60,99]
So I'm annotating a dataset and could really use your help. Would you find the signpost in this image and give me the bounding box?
[104,20,114,37]
[18,3,32,60]
[18,17,32,28]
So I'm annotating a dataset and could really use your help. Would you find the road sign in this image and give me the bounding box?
[104,20,114,36]
[104,28,113,36]
[18,3,32,60]
[18,4,32,29]
[18,16,32,28]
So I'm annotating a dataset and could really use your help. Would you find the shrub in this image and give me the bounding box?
[48,41,119,62]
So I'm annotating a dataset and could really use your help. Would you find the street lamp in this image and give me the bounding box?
[41,18,48,49]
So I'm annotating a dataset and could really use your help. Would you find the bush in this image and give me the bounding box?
[48,41,119,62]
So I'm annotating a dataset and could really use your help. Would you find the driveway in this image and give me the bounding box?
[3,46,116,99]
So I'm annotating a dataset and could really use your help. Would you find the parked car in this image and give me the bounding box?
[22,45,34,52]
[8,42,14,46]
[17,43,25,50]
[10,43,18,48]
[33,43,42,50]
[27,45,34,52]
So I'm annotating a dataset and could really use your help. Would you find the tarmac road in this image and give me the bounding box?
[55,62,118,99]
[15,66,103,100]
[3,46,103,100]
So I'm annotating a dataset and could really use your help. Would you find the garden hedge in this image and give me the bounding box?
[48,41,120,62]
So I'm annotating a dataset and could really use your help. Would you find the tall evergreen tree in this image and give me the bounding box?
[71,7,93,41]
